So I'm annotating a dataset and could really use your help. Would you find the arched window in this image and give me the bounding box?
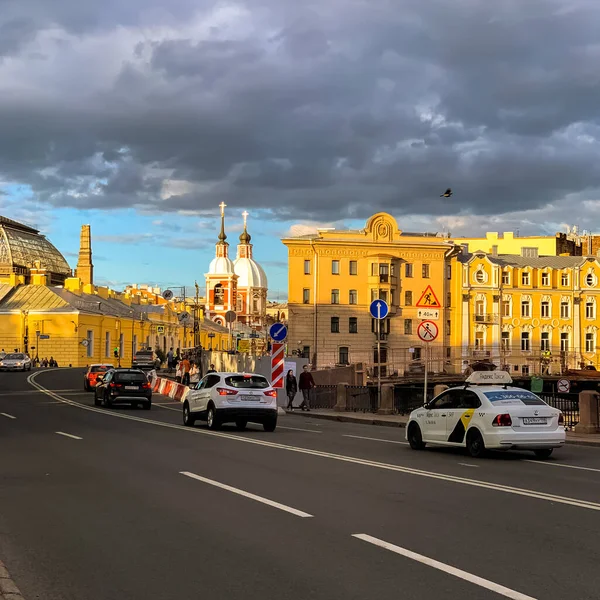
[214,284,224,305]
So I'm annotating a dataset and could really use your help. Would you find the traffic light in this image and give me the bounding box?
[113,348,119,358]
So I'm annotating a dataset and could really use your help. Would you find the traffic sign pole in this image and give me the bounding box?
[377,318,381,406]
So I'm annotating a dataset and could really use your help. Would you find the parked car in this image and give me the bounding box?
[84,364,114,391]
[131,350,161,370]
[94,368,152,409]
[183,372,278,431]
[0,353,32,372]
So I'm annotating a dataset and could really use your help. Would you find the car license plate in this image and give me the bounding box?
[241,395,259,401]
[523,417,547,425]
[125,386,138,390]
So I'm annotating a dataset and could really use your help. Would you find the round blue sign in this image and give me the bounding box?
[369,299,389,320]
[269,323,288,341]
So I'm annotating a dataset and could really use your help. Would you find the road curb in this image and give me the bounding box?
[0,559,25,600]
[287,411,407,428]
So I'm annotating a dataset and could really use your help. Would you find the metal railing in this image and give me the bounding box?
[311,385,337,409]
[346,385,378,412]
[394,385,428,415]
[540,393,580,429]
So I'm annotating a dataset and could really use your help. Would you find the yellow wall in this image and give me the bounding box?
[456,232,559,256]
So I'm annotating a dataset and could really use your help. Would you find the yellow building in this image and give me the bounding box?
[453,231,582,257]
[282,212,457,375]
[0,217,232,366]
[451,250,600,374]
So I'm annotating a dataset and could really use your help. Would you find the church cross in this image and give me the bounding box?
[219,202,227,216]
[242,210,249,227]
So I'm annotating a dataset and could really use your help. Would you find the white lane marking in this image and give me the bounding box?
[523,460,600,474]
[458,463,480,468]
[153,404,180,412]
[0,412,16,419]
[279,425,322,434]
[344,434,408,445]
[180,471,312,518]
[353,534,536,600]
[55,431,82,440]
[28,372,600,513]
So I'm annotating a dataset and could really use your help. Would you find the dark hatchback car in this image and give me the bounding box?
[94,368,152,409]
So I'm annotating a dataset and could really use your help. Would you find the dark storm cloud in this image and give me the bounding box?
[0,0,600,224]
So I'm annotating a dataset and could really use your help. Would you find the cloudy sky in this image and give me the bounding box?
[1,0,600,296]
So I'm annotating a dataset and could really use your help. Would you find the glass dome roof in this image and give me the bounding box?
[0,216,72,279]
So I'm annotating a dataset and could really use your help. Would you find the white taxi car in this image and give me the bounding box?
[406,371,566,459]
[183,372,278,431]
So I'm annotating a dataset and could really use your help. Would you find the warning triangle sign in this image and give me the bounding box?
[416,285,441,308]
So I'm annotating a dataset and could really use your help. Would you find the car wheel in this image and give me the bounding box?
[207,406,220,430]
[84,382,90,392]
[183,403,196,427]
[408,423,426,450]
[103,394,112,408]
[466,429,485,458]
[263,418,277,432]
[533,449,553,460]
[235,419,248,431]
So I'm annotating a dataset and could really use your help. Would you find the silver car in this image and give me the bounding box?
[0,353,32,371]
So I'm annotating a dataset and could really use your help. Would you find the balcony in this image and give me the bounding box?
[368,274,399,286]
[474,313,499,324]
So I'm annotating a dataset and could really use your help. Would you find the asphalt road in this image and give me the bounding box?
[1,368,600,600]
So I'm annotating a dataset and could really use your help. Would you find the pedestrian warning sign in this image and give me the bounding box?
[416,285,440,308]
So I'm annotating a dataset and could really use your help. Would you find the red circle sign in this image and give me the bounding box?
[417,320,438,343]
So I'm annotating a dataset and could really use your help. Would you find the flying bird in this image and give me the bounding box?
[440,188,453,198]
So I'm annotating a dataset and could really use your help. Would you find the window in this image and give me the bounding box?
[371,289,378,302]
[413,347,422,360]
[541,301,550,318]
[338,347,349,365]
[404,319,413,335]
[253,298,259,312]
[541,332,550,351]
[236,295,243,312]
[374,346,388,364]
[561,272,569,286]
[405,291,413,306]
[372,318,390,334]
[541,272,549,286]
[521,365,530,375]
[349,260,357,275]
[225,375,269,389]
[302,346,310,359]
[502,300,511,317]
[330,317,340,333]
[445,320,451,336]
[349,289,358,304]
[502,271,510,285]
[86,329,93,358]
[349,317,358,333]
[586,299,595,319]
[371,263,377,276]
[560,300,570,319]
[446,264,452,280]
[331,289,340,304]
[133,334,138,355]
[214,283,224,305]
[522,247,538,258]
[586,273,596,287]
[379,264,389,283]
[521,331,530,351]
[405,263,413,278]
[446,292,451,307]
[303,288,310,304]
[475,270,485,284]
[521,299,531,318]
[332,260,340,275]
[391,263,396,276]
[422,263,430,278]
[304,260,311,275]
[560,332,569,352]
[586,333,595,353]
[521,271,530,286]
[105,331,110,358]
[119,333,124,359]
[379,290,388,303]
[475,300,484,316]
[501,331,510,351]
[475,331,484,350]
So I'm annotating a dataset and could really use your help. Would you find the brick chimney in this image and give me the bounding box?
[75,224,93,285]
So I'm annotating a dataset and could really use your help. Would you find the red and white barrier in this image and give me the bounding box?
[271,343,285,388]
[153,376,190,403]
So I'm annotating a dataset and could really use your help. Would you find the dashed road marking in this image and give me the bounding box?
[344,434,408,445]
[353,534,536,600]
[180,471,313,517]
[55,431,83,440]
[458,463,480,468]
[28,371,600,513]
[523,459,600,474]
[0,412,16,419]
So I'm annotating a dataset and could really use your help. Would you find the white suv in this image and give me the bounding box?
[183,372,278,431]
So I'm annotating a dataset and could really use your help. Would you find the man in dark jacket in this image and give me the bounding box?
[298,365,315,411]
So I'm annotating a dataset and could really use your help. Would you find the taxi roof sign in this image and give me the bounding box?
[466,371,513,385]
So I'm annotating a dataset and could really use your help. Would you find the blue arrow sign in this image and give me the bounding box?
[369,299,389,320]
[269,323,288,342]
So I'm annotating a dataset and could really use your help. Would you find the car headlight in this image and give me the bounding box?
[16,362,22,366]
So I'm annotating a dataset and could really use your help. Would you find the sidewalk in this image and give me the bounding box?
[287,409,600,447]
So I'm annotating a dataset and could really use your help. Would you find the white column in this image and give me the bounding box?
[462,294,470,359]
[492,295,499,360]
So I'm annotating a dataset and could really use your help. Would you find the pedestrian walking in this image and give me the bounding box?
[285,369,298,410]
[167,347,175,373]
[298,364,315,411]
[180,355,191,386]
[190,363,200,386]
[207,364,216,374]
